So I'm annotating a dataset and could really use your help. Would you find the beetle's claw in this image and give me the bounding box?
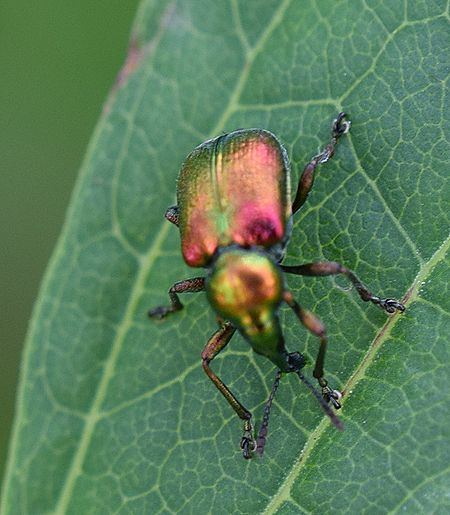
[240,436,256,460]
[240,421,256,459]
[333,112,351,137]
[380,298,405,314]
[323,387,343,410]
[320,381,343,410]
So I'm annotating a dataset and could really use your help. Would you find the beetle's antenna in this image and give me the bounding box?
[256,370,282,456]
[296,371,344,430]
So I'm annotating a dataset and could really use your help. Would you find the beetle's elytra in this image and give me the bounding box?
[149,113,405,459]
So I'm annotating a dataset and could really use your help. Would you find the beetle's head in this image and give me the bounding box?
[206,248,284,343]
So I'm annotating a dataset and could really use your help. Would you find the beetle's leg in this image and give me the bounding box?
[148,277,205,319]
[281,262,405,314]
[202,322,256,459]
[292,112,350,214]
[256,370,282,456]
[283,291,342,409]
[165,205,179,226]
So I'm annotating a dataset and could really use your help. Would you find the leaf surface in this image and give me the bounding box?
[2,1,450,513]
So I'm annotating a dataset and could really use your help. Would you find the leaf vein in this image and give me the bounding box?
[342,124,424,264]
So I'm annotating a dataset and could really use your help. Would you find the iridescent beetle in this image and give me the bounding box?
[149,113,405,458]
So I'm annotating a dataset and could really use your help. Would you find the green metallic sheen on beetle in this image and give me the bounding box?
[149,114,405,459]
[206,248,287,370]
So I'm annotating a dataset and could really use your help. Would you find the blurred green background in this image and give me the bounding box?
[0,0,139,481]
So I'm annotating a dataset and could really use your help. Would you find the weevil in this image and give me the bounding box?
[149,113,405,458]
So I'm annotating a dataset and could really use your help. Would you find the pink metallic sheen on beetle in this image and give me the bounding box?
[232,203,284,247]
[178,130,291,267]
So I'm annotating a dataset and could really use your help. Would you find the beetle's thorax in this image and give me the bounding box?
[206,247,288,368]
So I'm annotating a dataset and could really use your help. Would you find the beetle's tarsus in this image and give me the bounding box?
[240,436,255,460]
[378,298,405,314]
[316,112,351,164]
[333,112,351,137]
[318,377,342,410]
[370,296,405,314]
[297,372,344,430]
[240,420,256,459]
[322,385,343,410]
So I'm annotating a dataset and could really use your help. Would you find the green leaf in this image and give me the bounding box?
[2,1,450,513]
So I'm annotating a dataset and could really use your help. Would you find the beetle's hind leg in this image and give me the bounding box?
[292,112,350,214]
[148,277,205,319]
[281,262,405,314]
[202,322,256,459]
[283,291,342,409]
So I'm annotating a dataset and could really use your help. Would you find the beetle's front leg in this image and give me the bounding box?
[281,262,405,314]
[283,291,342,409]
[201,322,256,459]
[148,277,205,319]
[292,112,351,214]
